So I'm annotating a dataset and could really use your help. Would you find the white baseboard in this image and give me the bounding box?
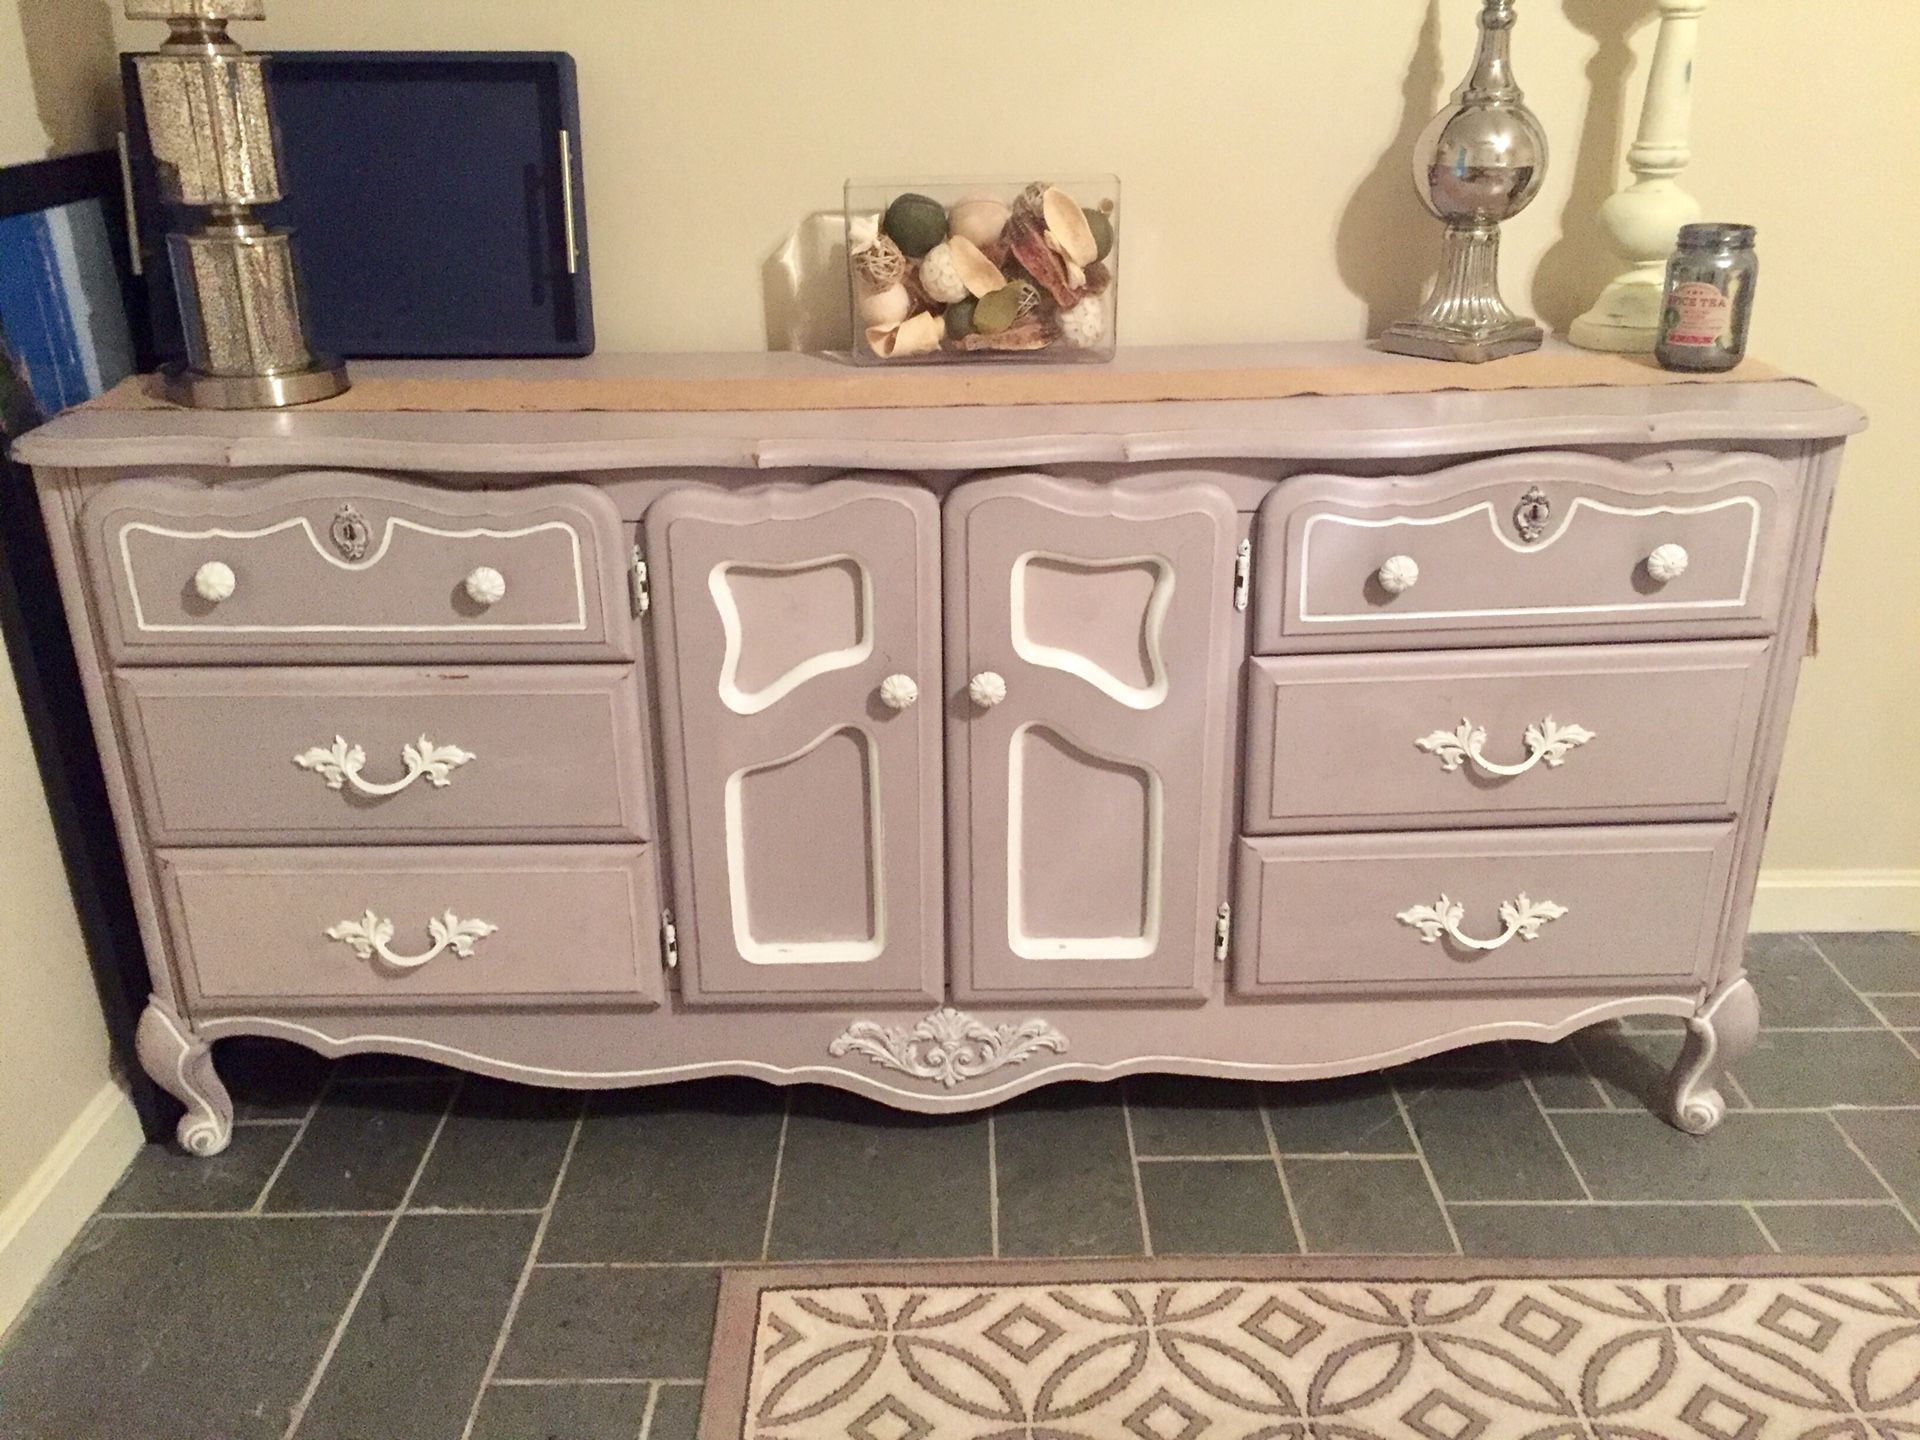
[1751,869,1920,934]
[0,1082,143,1341]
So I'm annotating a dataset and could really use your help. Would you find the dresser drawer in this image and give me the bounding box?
[117,665,651,845]
[1231,825,1733,997]
[158,845,663,1011]
[1252,452,1799,651]
[1242,640,1770,833]
[83,472,634,663]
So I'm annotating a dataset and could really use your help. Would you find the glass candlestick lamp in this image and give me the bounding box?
[1382,0,1548,363]
[127,0,348,407]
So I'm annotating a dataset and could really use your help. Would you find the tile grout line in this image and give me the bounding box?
[1388,1082,1463,1256]
[1541,1103,1920,1116]
[248,1070,336,1215]
[1520,1071,1595,1203]
[1744,1203,1783,1253]
[759,1093,791,1263]
[1560,1036,1618,1111]
[1256,1102,1308,1256]
[283,1072,465,1440]
[1820,1109,1920,1241]
[1804,933,1920,1066]
[1118,1088,1154,1258]
[986,1113,1000,1260]
[482,1376,699,1388]
[1443,1198,1915,1209]
[457,1094,590,1440]
[637,1380,660,1440]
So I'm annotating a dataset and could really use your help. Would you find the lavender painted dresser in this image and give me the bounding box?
[13,347,1865,1155]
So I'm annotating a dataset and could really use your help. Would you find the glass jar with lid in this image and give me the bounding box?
[1656,223,1758,372]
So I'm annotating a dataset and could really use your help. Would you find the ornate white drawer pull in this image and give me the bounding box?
[1397,893,1567,952]
[193,560,236,603]
[1416,716,1595,777]
[294,735,475,796]
[1645,543,1690,584]
[463,565,507,607]
[968,671,1008,708]
[878,673,919,711]
[1376,554,1420,596]
[325,910,498,969]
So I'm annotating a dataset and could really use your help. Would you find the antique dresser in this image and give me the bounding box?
[13,345,1864,1155]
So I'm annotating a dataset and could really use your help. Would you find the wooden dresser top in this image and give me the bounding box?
[16,343,1863,474]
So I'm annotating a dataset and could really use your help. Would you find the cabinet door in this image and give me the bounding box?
[646,480,943,1006]
[946,476,1240,1003]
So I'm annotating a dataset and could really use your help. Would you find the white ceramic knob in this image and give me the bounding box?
[1645,543,1690,584]
[193,560,236,603]
[968,671,1008,708]
[1376,554,1420,596]
[463,566,507,607]
[878,674,919,711]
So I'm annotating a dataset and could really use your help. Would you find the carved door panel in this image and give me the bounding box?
[646,480,943,1006]
[946,476,1240,1003]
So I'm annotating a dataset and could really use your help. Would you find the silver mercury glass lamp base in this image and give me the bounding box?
[1382,0,1549,365]
[1379,324,1543,364]
[1381,221,1543,362]
[158,357,351,409]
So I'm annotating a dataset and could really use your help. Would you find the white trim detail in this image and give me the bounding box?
[710,554,873,716]
[723,724,885,966]
[1298,494,1762,623]
[294,735,475,797]
[0,1082,143,1338]
[1397,893,1568,951]
[190,994,1696,1105]
[325,910,499,970]
[830,1007,1069,1088]
[1415,717,1595,778]
[1010,550,1173,709]
[117,515,589,633]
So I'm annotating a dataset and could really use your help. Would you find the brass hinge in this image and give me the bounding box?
[630,546,650,618]
[1213,901,1232,963]
[661,908,678,969]
[1233,539,1252,612]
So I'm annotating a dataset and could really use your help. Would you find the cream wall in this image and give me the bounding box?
[1,0,138,1333]
[106,0,1910,906]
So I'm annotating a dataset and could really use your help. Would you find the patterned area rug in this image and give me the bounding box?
[700,1258,1920,1438]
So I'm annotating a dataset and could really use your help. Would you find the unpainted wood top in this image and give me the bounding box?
[15,344,1865,474]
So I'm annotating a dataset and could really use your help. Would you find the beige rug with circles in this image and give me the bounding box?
[699,1257,1920,1438]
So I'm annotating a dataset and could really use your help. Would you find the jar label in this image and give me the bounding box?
[1665,281,1732,349]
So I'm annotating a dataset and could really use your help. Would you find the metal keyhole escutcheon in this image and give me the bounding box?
[330,504,372,561]
[1513,486,1552,544]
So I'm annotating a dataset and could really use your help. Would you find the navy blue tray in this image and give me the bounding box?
[121,50,593,358]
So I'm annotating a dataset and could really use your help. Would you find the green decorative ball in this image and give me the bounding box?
[944,297,979,340]
[883,193,948,259]
[1084,208,1114,262]
[972,282,1030,335]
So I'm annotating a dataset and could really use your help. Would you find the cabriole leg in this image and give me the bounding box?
[135,998,233,1156]
[1669,974,1760,1135]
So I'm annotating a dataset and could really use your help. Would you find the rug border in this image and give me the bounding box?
[698,1253,1920,1439]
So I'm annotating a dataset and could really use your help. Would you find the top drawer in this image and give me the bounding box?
[82,472,635,664]
[1252,451,1801,652]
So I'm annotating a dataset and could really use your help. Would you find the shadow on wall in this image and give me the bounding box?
[15,0,118,157]
[1532,0,1656,330]
[1335,0,1445,338]
[763,212,854,353]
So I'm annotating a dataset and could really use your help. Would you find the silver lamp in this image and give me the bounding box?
[127,0,348,407]
[1382,0,1548,363]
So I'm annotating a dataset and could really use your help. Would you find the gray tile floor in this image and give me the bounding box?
[2,932,1917,1439]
